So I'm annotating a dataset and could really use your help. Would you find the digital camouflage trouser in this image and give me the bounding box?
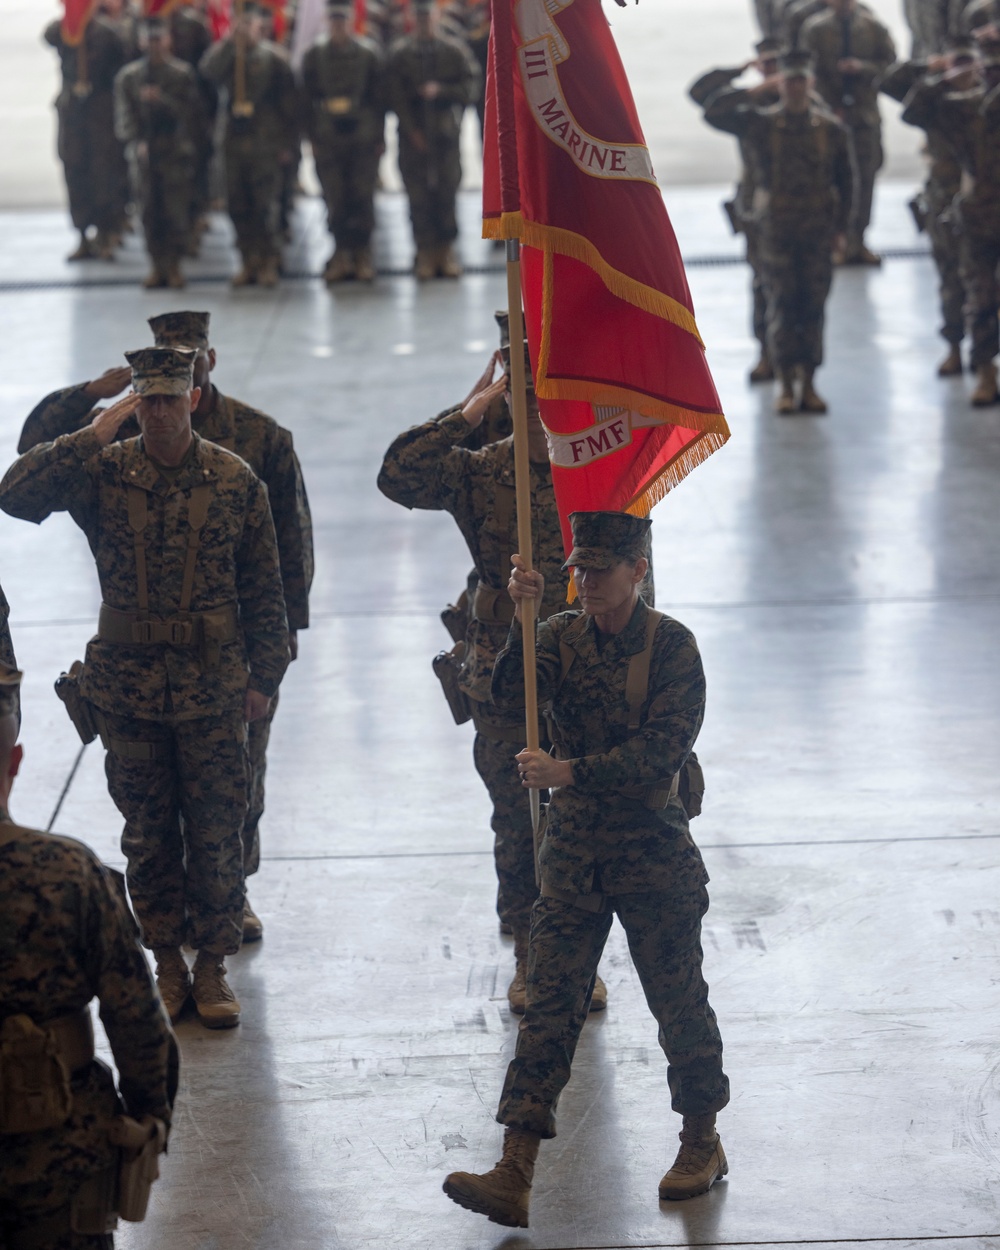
[314,142,381,250]
[847,123,882,251]
[136,155,195,270]
[224,136,283,265]
[242,689,278,878]
[927,199,964,346]
[745,223,769,351]
[761,227,834,370]
[498,889,729,1137]
[103,709,249,955]
[471,699,548,943]
[398,134,462,249]
[959,229,1000,368]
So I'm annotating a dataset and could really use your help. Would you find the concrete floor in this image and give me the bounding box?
[1,182,999,1249]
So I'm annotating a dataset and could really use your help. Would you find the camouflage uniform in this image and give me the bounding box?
[883,59,965,351]
[385,30,479,255]
[0,414,289,957]
[199,37,299,274]
[0,808,177,1246]
[439,0,490,132]
[800,6,896,255]
[14,367,312,883]
[377,407,567,942]
[490,598,729,1135]
[704,87,854,374]
[114,50,203,283]
[300,33,386,263]
[0,582,14,676]
[168,5,217,224]
[955,0,999,36]
[43,17,130,248]
[902,73,1000,373]
[690,66,781,369]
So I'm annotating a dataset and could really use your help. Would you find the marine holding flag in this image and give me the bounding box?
[443,0,732,1228]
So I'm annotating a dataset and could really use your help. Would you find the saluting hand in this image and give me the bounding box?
[462,371,507,429]
[84,366,132,400]
[91,392,142,447]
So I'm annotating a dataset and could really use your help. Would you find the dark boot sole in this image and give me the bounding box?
[442,1177,528,1228]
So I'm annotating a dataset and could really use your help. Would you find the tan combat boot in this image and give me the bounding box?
[970,362,998,406]
[354,246,375,282]
[775,371,797,414]
[748,353,774,383]
[589,974,608,1012]
[67,233,95,262]
[257,256,280,288]
[192,951,241,1029]
[438,244,463,278]
[324,248,354,283]
[414,248,436,280]
[142,267,167,290]
[94,230,116,260]
[658,1114,728,1200]
[937,345,963,377]
[154,947,191,1023]
[443,1128,540,1227]
[165,261,186,290]
[799,370,828,413]
[242,896,263,943]
[231,254,257,287]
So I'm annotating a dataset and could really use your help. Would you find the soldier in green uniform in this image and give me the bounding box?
[385,0,480,279]
[690,37,784,382]
[43,13,130,262]
[0,347,290,1029]
[114,17,203,290]
[377,339,612,1014]
[301,0,387,284]
[902,45,1000,404]
[801,0,896,264]
[0,665,178,1248]
[705,50,855,414]
[200,3,299,286]
[881,42,977,376]
[443,511,729,1229]
[166,4,217,241]
[15,312,314,943]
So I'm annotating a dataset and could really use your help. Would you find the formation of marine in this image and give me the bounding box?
[694,0,1000,411]
[44,0,481,288]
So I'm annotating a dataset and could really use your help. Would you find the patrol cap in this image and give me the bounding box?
[562,511,652,571]
[148,310,210,351]
[780,50,814,78]
[494,308,510,349]
[327,0,353,15]
[413,0,435,13]
[125,346,197,396]
[141,15,167,36]
[755,36,784,58]
[0,665,22,721]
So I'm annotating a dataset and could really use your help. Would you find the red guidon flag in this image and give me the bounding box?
[61,0,98,44]
[258,0,288,41]
[484,0,729,554]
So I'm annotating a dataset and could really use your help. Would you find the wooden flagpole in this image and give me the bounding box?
[490,0,541,838]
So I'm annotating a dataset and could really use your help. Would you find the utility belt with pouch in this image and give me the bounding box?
[432,641,472,725]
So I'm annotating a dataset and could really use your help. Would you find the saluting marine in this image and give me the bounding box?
[443,511,729,1229]
[385,0,480,279]
[377,334,612,1014]
[705,50,855,414]
[114,16,204,289]
[16,311,314,942]
[301,0,387,284]
[800,0,895,264]
[200,3,299,286]
[0,665,178,1249]
[690,36,785,383]
[0,347,290,1030]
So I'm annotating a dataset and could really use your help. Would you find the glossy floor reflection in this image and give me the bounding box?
[0,185,998,1250]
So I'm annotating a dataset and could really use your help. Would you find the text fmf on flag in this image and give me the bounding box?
[484,0,730,556]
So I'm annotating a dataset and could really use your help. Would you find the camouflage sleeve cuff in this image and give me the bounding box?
[248,673,282,698]
[66,426,105,461]
[437,408,476,440]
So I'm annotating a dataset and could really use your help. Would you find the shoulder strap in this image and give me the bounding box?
[127,486,149,613]
[178,484,212,613]
[625,609,664,732]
